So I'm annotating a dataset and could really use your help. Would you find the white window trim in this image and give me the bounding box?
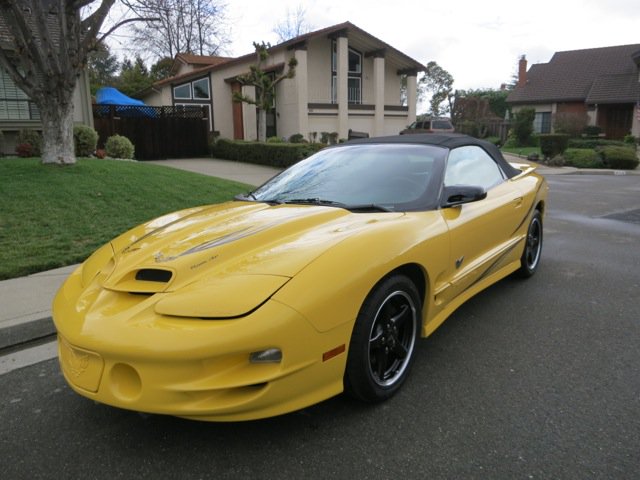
[173,84,192,100]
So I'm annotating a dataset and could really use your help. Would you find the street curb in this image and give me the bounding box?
[0,317,56,352]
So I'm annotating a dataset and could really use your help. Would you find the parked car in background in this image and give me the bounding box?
[401,117,455,134]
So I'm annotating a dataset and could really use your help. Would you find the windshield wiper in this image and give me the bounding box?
[281,198,393,212]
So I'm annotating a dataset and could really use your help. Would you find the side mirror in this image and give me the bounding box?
[441,185,487,208]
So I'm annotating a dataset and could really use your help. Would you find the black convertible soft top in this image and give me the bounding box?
[344,133,522,179]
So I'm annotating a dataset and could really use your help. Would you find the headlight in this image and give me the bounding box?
[249,348,283,363]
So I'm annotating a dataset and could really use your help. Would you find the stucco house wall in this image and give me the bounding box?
[143,22,424,143]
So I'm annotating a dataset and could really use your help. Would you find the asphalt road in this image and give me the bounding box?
[2,174,639,480]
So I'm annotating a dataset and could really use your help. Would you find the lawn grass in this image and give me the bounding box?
[0,158,252,280]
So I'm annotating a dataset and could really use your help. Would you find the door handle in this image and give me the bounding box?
[513,197,524,208]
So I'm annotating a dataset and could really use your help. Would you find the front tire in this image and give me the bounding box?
[344,275,421,402]
[516,210,543,278]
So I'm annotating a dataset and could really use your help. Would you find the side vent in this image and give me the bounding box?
[135,269,173,283]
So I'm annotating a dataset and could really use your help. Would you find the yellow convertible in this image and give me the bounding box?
[53,134,548,421]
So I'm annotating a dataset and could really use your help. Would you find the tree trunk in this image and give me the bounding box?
[258,109,267,142]
[39,98,76,165]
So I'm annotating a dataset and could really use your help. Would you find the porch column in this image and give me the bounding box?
[294,46,309,139]
[373,54,385,136]
[407,73,417,126]
[336,34,349,140]
[242,85,257,141]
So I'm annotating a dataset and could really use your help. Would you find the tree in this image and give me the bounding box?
[233,42,297,142]
[87,43,120,95]
[0,0,152,165]
[512,107,536,146]
[273,5,313,43]
[118,56,153,98]
[418,61,454,116]
[451,88,510,125]
[121,0,230,60]
[150,57,174,81]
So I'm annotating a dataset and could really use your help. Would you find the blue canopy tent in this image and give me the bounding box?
[95,87,156,117]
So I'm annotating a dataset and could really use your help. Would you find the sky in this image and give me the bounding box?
[221,0,640,91]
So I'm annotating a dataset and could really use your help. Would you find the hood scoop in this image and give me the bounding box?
[106,267,175,294]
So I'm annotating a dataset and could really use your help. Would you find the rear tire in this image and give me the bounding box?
[516,210,543,278]
[344,275,421,402]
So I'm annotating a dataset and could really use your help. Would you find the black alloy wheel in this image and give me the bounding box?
[345,274,421,402]
[516,210,543,278]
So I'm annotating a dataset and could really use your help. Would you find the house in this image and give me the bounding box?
[507,44,640,139]
[0,6,93,155]
[142,22,425,141]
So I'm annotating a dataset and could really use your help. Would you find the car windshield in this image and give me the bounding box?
[248,143,447,211]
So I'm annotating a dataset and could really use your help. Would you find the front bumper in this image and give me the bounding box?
[53,269,350,421]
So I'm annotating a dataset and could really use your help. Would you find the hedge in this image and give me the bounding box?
[599,146,639,170]
[563,148,605,169]
[567,138,627,149]
[211,139,325,168]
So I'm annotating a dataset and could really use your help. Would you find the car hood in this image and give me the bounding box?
[101,201,405,297]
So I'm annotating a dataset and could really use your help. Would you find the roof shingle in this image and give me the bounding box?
[508,44,640,105]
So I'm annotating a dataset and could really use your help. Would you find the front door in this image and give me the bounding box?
[598,104,633,139]
[231,82,244,140]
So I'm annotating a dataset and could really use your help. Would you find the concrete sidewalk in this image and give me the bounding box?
[1,156,637,353]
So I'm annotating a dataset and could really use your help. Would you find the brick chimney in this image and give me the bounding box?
[518,55,527,88]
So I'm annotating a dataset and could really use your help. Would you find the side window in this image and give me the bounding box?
[444,146,505,190]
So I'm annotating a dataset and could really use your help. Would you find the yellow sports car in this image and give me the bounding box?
[53,134,548,421]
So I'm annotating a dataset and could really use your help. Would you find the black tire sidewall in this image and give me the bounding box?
[344,274,421,402]
[517,210,543,278]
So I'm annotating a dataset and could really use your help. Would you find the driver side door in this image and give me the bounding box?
[438,146,525,305]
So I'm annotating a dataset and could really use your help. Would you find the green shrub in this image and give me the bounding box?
[567,138,626,149]
[16,129,42,156]
[582,125,602,136]
[623,134,638,145]
[320,132,330,144]
[485,136,501,146]
[512,108,535,146]
[539,134,569,158]
[563,148,605,168]
[73,124,99,157]
[266,136,284,143]
[211,139,325,168]
[105,134,135,159]
[599,146,639,170]
[289,133,305,143]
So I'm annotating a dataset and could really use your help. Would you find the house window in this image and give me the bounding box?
[533,112,551,133]
[0,69,40,121]
[173,78,211,100]
[173,83,191,100]
[331,41,362,104]
[192,78,210,100]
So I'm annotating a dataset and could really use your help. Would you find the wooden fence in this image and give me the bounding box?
[455,118,511,144]
[93,105,209,160]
